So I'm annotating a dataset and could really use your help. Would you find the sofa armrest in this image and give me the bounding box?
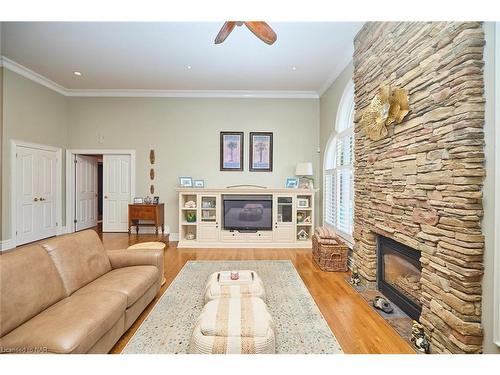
[106,249,164,283]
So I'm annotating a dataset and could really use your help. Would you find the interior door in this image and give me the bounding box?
[16,146,58,245]
[103,154,131,232]
[75,155,98,231]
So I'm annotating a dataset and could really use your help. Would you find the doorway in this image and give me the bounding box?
[11,140,62,246]
[66,149,136,233]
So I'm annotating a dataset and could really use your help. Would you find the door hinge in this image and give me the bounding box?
[74,159,78,164]
[74,219,77,223]
[56,222,58,226]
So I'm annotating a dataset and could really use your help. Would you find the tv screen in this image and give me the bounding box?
[223,195,272,231]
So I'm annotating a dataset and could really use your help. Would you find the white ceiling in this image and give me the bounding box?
[1,22,362,95]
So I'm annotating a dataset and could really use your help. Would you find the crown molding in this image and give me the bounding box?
[65,89,319,99]
[2,56,67,95]
[1,56,319,99]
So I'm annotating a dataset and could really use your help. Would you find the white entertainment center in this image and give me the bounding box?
[177,187,315,248]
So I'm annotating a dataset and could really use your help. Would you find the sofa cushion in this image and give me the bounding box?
[74,266,159,307]
[40,230,112,295]
[0,244,67,337]
[0,291,126,354]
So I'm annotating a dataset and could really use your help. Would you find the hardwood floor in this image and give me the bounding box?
[101,231,415,354]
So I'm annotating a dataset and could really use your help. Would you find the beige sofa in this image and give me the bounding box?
[0,230,164,354]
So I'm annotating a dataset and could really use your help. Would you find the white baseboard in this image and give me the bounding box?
[0,239,14,252]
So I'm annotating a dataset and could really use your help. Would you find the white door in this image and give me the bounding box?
[103,154,131,232]
[75,155,98,231]
[16,146,58,245]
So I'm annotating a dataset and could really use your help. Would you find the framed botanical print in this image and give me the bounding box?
[250,132,273,172]
[220,132,244,171]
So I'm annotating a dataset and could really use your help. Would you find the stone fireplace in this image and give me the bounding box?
[377,235,422,321]
[352,22,486,353]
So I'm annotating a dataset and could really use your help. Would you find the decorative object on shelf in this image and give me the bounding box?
[220,131,244,171]
[143,196,153,204]
[184,200,196,208]
[277,214,283,222]
[150,168,155,180]
[179,177,193,187]
[302,216,312,224]
[411,320,430,354]
[295,162,314,189]
[249,132,273,172]
[186,232,196,240]
[153,196,160,204]
[297,198,310,208]
[194,179,205,188]
[133,197,144,204]
[150,185,155,194]
[297,212,305,223]
[285,177,298,189]
[372,295,394,314]
[361,85,410,141]
[186,212,197,223]
[202,200,215,208]
[350,268,361,286]
[150,149,155,164]
[297,229,309,240]
[230,271,240,280]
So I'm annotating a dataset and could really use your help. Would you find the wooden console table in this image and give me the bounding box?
[128,203,165,235]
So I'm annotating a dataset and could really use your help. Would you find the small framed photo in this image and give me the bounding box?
[286,177,298,189]
[153,196,160,204]
[250,132,273,172]
[179,177,193,187]
[297,198,310,208]
[193,179,205,188]
[220,132,244,171]
[133,197,144,204]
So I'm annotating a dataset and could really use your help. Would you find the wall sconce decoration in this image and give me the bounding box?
[150,185,155,194]
[150,168,155,180]
[361,86,410,141]
[149,149,155,164]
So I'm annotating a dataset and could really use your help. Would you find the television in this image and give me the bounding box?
[222,195,272,231]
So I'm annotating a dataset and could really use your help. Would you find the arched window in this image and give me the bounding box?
[323,80,355,245]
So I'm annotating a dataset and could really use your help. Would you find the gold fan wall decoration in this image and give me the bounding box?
[361,86,410,141]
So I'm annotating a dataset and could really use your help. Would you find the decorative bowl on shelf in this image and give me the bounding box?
[186,212,197,222]
[186,233,195,240]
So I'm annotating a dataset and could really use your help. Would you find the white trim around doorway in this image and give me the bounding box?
[65,149,136,234]
[10,140,63,247]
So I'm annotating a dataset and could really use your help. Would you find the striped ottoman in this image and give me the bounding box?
[204,270,266,303]
[189,297,275,354]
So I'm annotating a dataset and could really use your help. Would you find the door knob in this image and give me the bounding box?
[40,197,46,201]
[33,197,39,202]
[104,196,108,199]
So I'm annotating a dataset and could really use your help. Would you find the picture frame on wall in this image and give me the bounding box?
[179,177,193,187]
[220,132,244,171]
[249,132,273,172]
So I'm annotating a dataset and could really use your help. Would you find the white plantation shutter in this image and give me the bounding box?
[323,81,354,243]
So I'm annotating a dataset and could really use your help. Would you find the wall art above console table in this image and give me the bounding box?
[177,187,315,248]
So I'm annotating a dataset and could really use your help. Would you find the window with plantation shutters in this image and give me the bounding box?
[323,81,354,245]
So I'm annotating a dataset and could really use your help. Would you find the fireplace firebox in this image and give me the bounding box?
[377,235,422,320]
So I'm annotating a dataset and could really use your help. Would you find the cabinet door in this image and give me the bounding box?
[273,224,295,242]
[198,223,219,242]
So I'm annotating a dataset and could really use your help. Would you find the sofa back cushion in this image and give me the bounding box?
[0,244,67,337]
[40,230,112,295]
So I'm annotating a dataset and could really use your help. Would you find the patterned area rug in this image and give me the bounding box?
[122,260,343,354]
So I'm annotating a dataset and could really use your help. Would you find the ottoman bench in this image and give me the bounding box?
[189,297,275,354]
[204,270,266,303]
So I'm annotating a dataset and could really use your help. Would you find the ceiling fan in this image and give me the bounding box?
[214,21,277,45]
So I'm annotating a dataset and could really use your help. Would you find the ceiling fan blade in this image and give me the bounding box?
[244,22,277,45]
[214,22,236,44]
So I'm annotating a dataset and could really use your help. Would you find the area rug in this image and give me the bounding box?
[122,260,343,354]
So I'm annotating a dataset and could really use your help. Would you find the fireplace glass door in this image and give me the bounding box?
[377,235,422,320]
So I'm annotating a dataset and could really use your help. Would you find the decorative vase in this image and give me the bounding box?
[186,212,196,223]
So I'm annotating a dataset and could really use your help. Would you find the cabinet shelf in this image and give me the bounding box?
[181,222,197,226]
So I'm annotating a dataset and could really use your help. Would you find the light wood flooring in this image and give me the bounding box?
[99,231,414,354]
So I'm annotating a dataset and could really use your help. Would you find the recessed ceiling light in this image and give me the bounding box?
[292,66,297,71]
[186,65,192,70]
[73,71,82,76]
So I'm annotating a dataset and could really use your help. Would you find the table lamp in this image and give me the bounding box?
[295,162,314,189]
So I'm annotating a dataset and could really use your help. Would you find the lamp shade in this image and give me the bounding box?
[295,162,313,176]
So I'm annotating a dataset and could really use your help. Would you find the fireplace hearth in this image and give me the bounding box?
[377,235,422,321]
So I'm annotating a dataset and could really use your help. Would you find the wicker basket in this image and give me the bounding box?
[312,234,348,272]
